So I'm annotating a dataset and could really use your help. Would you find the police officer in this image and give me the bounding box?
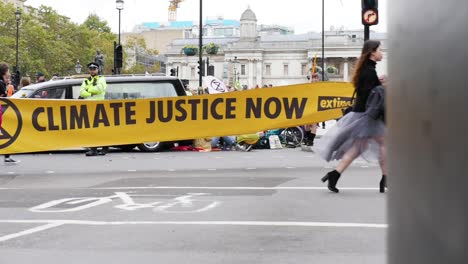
[80,62,108,156]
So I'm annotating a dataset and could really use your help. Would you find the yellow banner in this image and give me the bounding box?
[0,82,353,154]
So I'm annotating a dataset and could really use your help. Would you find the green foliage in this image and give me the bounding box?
[203,43,219,54]
[83,14,112,34]
[0,2,117,78]
[123,35,161,74]
[326,66,338,74]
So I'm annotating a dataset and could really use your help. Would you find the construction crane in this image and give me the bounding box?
[168,0,184,22]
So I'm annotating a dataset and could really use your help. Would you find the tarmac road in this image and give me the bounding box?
[0,147,386,264]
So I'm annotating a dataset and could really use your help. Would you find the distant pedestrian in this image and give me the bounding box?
[35,72,46,83]
[0,62,19,163]
[314,40,387,193]
[19,76,31,89]
[80,62,108,156]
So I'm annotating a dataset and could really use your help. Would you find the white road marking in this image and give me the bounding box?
[92,186,380,191]
[0,222,64,242]
[0,220,387,229]
[207,169,217,171]
[245,168,256,170]
[0,186,381,191]
[127,170,137,172]
[45,171,55,174]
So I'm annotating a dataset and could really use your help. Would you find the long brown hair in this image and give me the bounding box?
[0,63,9,82]
[351,40,381,87]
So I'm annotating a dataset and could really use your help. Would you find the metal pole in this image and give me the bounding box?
[118,9,121,74]
[321,0,325,81]
[198,0,203,93]
[15,18,19,73]
[364,25,370,41]
[118,9,121,45]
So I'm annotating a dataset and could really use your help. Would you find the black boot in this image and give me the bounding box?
[85,148,98,156]
[98,147,109,155]
[306,132,316,146]
[321,170,341,193]
[379,175,387,193]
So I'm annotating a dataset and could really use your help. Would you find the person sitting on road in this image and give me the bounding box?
[211,136,236,151]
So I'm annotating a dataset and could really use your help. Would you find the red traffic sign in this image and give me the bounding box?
[362,8,379,26]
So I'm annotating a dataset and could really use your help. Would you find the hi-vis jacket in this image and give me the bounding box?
[80,75,107,100]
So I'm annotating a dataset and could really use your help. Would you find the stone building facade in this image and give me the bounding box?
[165,8,387,89]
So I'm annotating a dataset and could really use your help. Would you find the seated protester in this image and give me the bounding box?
[211,136,236,150]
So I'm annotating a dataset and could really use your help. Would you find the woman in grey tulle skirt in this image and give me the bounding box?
[314,40,387,193]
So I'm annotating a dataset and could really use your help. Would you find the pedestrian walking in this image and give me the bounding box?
[314,40,387,193]
[80,62,108,156]
[0,62,19,163]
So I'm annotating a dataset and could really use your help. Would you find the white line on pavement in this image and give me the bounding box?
[0,222,64,242]
[0,186,381,191]
[92,186,381,190]
[0,220,387,229]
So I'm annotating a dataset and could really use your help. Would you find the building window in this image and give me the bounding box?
[241,64,246,75]
[191,67,195,78]
[265,64,271,76]
[301,63,308,76]
[283,64,289,76]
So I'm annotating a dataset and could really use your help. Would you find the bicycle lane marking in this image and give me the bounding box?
[28,192,222,214]
[0,222,64,242]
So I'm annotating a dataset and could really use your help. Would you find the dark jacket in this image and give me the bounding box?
[353,59,381,112]
[365,85,385,123]
[0,79,7,97]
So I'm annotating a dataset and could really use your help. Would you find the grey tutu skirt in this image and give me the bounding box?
[314,112,386,162]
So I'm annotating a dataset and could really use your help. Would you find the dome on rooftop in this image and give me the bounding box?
[240,8,257,21]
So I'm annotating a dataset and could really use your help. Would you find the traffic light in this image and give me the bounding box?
[197,60,205,76]
[115,45,123,68]
[170,68,176,76]
[362,0,379,26]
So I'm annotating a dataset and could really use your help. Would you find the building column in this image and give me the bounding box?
[343,57,349,82]
[256,60,263,87]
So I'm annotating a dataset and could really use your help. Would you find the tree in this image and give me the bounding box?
[122,35,160,74]
[0,2,118,78]
[82,14,112,34]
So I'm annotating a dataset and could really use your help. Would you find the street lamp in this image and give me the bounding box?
[115,0,124,74]
[321,0,325,81]
[14,7,21,85]
[74,60,82,74]
[116,0,124,45]
[198,0,203,93]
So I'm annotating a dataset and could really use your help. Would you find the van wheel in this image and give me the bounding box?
[137,142,165,152]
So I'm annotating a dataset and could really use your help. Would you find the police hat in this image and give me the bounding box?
[35,71,44,77]
[87,62,99,69]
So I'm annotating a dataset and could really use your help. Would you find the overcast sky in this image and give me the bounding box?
[26,0,387,34]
